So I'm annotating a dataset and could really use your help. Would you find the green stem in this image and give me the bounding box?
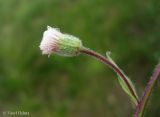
[80,47,139,104]
[134,63,160,117]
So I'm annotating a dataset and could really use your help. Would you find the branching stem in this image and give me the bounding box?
[134,63,160,117]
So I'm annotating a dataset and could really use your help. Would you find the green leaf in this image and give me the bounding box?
[106,52,138,105]
[117,75,138,105]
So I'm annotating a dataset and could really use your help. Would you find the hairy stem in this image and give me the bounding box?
[134,63,160,117]
[80,47,139,104]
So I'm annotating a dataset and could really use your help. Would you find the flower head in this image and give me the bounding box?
[39,26,82,57]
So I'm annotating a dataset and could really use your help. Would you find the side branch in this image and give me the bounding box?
[134,63,160,117]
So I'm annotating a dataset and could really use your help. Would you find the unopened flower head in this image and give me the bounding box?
[39,26,83,57]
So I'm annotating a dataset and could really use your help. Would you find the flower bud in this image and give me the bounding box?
[39,26,82,57]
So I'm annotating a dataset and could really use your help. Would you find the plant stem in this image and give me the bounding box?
[134,63,160,117]
[80,47,139,104]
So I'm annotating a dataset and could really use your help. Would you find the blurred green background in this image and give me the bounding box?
[0,0,160,117]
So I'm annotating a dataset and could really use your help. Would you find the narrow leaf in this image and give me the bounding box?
[106,52,138,105]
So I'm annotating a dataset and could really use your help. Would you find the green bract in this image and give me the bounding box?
[57,34,82,57]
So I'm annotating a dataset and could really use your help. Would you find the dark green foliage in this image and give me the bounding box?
[0,0,160,116]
